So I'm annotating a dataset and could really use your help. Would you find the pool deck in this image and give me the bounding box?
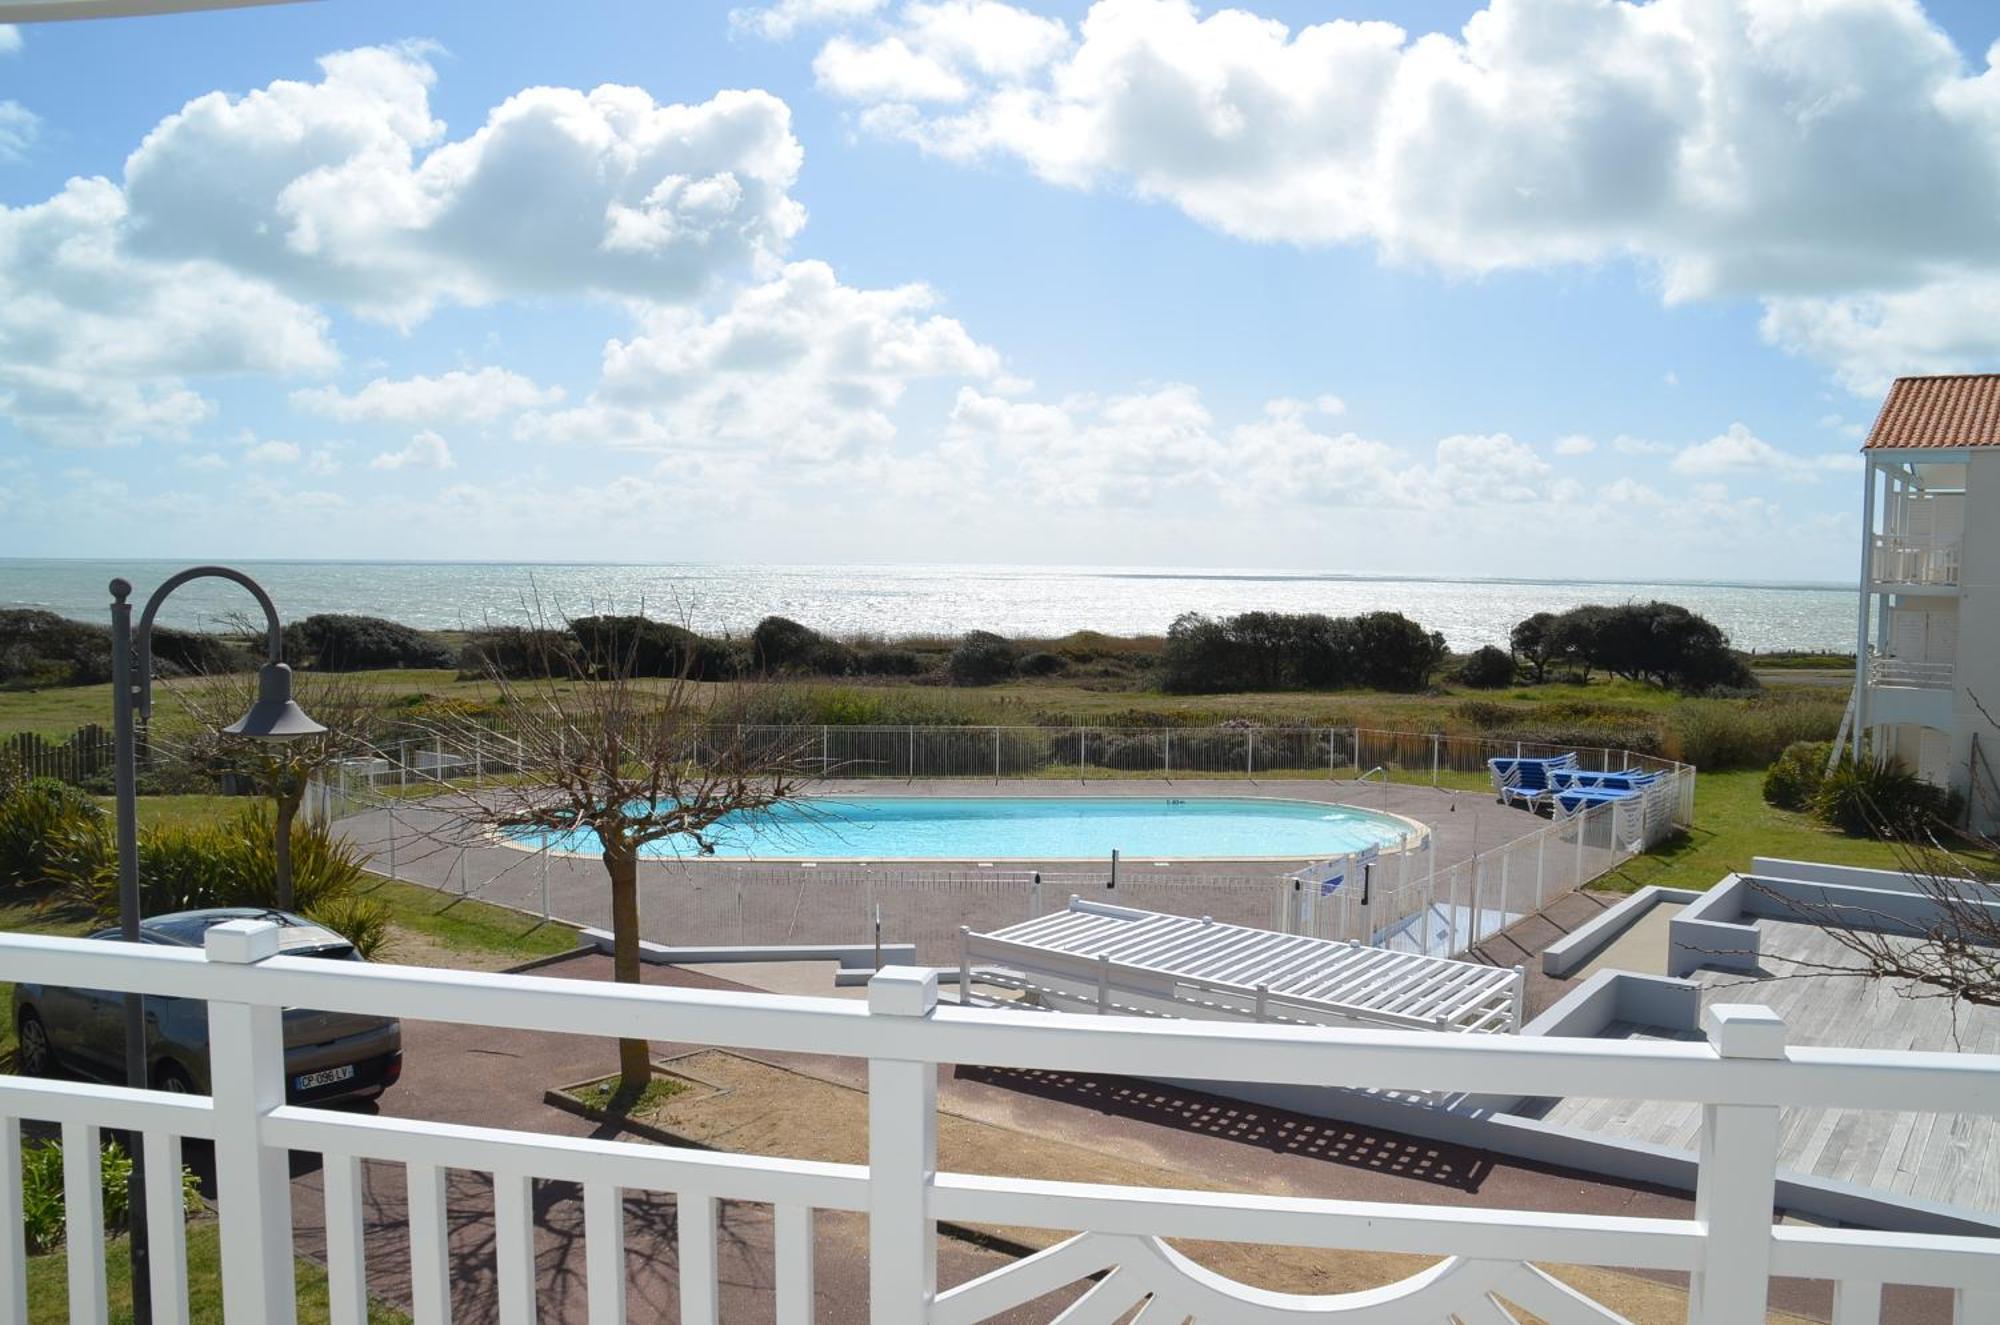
[337,778,1546,958]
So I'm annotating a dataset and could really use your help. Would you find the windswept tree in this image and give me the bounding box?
[418,611,818,1097]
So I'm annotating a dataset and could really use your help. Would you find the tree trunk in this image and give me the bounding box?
[274,791,299,911]
[604,847,651,1096]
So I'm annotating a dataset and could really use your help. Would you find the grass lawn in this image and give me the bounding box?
[358,874,580,964]
[26,1220,409,1324]
[1593,769,1979,894]
[89,795,246,832]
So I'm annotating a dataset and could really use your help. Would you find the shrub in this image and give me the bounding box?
[57,806,388,955]
[1762,740,1833,811]
[148,626,250,677]
[1017,651,1068,677]
[948,631,1017,686]
[285,614,454,671]
[0,778,106,892]
[1810,759,1962,839]
[20,1137,200,1255]
[459,627,577,679]
[0,609,114,689]
[1159,610,1446,693]
[568,615,736,681]
[855,649,925,677]
[1457,646,1516,689]
[750,616,854,676]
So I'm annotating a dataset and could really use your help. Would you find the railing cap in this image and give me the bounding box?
[1705,1003,1787,1060]
[206,918,281,965]
[869,965,939,1017]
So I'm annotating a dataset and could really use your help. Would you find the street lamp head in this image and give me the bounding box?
[224,662,326,742]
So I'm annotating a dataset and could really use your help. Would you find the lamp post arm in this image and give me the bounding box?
[131,565,286,722]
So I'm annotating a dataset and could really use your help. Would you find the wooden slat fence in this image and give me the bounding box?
[2,724,117,785]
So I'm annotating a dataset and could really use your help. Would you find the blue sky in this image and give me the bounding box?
[3,0,1999,579]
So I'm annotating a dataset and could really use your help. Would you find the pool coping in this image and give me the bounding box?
[483,791,1434,866]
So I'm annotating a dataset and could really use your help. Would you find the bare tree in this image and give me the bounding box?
[154,663,387,909]
[416,612,817,1098]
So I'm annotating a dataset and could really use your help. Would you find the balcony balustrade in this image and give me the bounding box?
[1868,654,1956,690]
[2,921,1997,1324]
[1871,533,1962,587]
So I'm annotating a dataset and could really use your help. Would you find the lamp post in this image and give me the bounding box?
[109,567,323,1324]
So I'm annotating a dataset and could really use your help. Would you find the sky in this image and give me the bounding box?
[3,0,2000,581]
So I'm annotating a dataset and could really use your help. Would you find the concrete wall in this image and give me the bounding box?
[1957,450,2000,832]
[1541,886,1700,978]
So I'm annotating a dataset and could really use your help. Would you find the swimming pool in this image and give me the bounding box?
[512,796,1423,861]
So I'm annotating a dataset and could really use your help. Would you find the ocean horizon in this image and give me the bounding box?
[0,558,1859,654]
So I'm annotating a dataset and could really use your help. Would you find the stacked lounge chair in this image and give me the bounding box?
[1487,753,1578,810]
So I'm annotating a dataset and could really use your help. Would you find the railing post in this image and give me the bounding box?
[1690,1005,1785,1325]
[204,920,299,1325]
[867,968,938,1324]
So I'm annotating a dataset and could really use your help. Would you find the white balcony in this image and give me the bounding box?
[4,921,1999,1325]
[1871,533,1962,587]
[1869,654,1956,689]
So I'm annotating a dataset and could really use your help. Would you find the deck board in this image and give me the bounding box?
[1537,918,1999,1213]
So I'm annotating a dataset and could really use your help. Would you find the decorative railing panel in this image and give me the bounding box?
[1,926,1997,1324]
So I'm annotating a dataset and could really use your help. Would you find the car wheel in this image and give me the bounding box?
[15,1009,52,1077]
[152,1062,196,1095]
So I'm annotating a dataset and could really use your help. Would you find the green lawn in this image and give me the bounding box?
[88,796,246,832]
[359,875,580,963]
[26,1220,408,1324]
[1592,769,1977,894]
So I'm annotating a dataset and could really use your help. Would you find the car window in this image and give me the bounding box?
[293,944,362,962]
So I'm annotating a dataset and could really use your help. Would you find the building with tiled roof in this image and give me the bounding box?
[1848,375,1998,831]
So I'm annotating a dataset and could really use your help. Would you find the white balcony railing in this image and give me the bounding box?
[1869,654,1956,689]
[4,922,2000,1324]
[1872,532,1962,586]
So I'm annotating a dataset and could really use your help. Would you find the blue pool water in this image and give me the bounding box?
[520,796,1419,861]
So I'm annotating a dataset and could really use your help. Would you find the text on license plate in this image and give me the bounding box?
[294,1065,356,1091]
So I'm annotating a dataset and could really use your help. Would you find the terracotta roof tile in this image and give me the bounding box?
[1865,374,2000,450]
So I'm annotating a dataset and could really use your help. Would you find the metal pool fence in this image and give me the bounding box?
[317,725,1691,965]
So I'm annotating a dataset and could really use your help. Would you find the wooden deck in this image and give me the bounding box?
[1533,918,2000,1213]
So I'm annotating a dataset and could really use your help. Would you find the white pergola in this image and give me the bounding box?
[962,898,1526,1035]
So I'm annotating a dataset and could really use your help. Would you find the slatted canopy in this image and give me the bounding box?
[963,899,1524,1035]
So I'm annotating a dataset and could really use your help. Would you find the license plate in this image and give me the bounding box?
[294,1065,356,1091]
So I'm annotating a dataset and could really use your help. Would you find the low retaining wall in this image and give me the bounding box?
[1541,886,1701,978]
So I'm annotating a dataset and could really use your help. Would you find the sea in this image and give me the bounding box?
[0,559,1858,654]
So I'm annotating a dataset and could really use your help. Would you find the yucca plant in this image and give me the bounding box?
[0,778,107,893]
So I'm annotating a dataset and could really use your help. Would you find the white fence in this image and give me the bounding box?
[4,922,1997,1324]
[327,724,1695,800]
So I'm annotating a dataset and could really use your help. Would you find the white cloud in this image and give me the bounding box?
[733,0,888,40]
[521,260,1001,462]
[0,177,336,447]
[244,439,301,465]
[0,101,36,162]
[0,25,19,54]
[292,367,562,425]
[813,0,2000,391]
[370,429,454,471]
[1553,434,1596,456]
[1670,423,1860,483]
[817,36,970,102]
[121,46,806,323]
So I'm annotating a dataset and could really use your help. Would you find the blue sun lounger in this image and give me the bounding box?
[1549,767,1660,794]
[1553,784,1640,817]
[1488,754,1578,810]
